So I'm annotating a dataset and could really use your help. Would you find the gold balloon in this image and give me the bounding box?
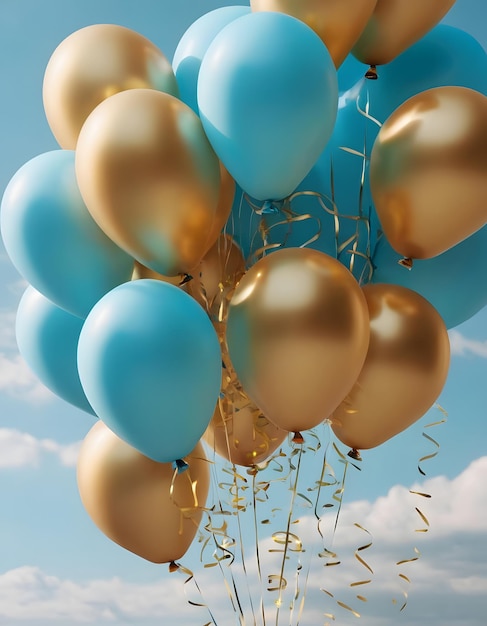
[331,284,450,452]
[250,0,378,68]
[225,248,370,435]
[188,234,246,322]
[77,421,210,564]
[205,401,287,467]
[75,88,221,276]
[202,164,236,258]
[352,0,456,66]
[370,86,487,260]
[204,337,287,467]
[43,24,179,149]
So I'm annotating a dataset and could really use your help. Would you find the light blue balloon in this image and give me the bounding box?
[1,150,133,318]
[77,279,222,463]
[15,286,96,415]
[173,5,251,114]
[198,11,338,202]
[371,228,487,330]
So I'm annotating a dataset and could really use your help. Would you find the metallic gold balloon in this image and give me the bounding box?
[204,337,287,467]
[226,248,370,435]
[202,164,236,258]
[43,24,179,149]
[75,88,221,276]
[250,0,377,68]
[331,284,450,452]
[188,234,246,322]
[352,0,456,65]
[370,86,487,260]
[77,421,210,564]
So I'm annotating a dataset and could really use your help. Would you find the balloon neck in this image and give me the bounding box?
[398,257,413,270]
[255,200,282,216]
[169,561,179,573]
[179,273,193,285]
[172,458,189,474]
[365,65,378,80]
[292,431,304,445]
[347,448,362,461]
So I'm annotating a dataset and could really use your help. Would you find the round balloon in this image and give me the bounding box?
[226,247,370,435]
[0,150,133,318]
[250,0,378,68]
[15,286,95,415]
[331,284,450,451]
[352,0,456,65]
[77,279,222,463]
[173,5,251,113]
[77,421,210,563]
[198,11,338,201]
[370,86,487,260]
[43,24,178,149]
[75,88,221,276]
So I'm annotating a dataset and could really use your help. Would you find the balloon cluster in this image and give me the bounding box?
[1,1,486,584]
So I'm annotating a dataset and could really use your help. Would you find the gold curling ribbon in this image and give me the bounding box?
[394,406,446,611]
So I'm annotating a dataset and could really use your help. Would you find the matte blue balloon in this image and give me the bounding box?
[15,286,96,415]
[371,228,487,330]
[1,150,133,318]
[77,279,222,463]
[198,11,338,202]
[173,5,251,114]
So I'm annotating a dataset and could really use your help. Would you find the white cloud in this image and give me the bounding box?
[0,429,81,468]
[449,330,487,358]
[0,352,53,402]
[0,309,17,350]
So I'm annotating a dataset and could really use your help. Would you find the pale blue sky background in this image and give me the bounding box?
[0,1,486,625]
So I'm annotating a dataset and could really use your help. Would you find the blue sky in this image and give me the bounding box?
[0,1,486,624]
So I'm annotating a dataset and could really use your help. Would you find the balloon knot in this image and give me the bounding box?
[398,257,413,270]
[292,431,305,445]
[172,458,189,474]
[169,561,179,573]
[365,65,378,80]
[179,273,193,285]
[255,200,282,216]
[348,448,362,461]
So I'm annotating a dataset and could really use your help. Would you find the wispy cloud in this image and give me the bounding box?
[449,330,487,358]
[0,429,81,468]
[0,458,485,625]
[0,353,53,402]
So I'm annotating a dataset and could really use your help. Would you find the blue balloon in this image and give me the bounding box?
[371,227,487,330]
[1,150,133,318]
[77,279,222,463]
[15,286,96,415]
[198,11,338,202]
[172,5,251,114]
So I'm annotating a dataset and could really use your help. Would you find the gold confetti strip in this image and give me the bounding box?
[336,600,361,618]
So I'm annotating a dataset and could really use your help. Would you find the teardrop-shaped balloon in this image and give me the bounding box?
[75,88,221,276]
[370,86,487,260]
[198,11,338,201]
[43,24,179,149]
[226,248,370,435]
[77,421,210,563]
[331,284,450,451]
